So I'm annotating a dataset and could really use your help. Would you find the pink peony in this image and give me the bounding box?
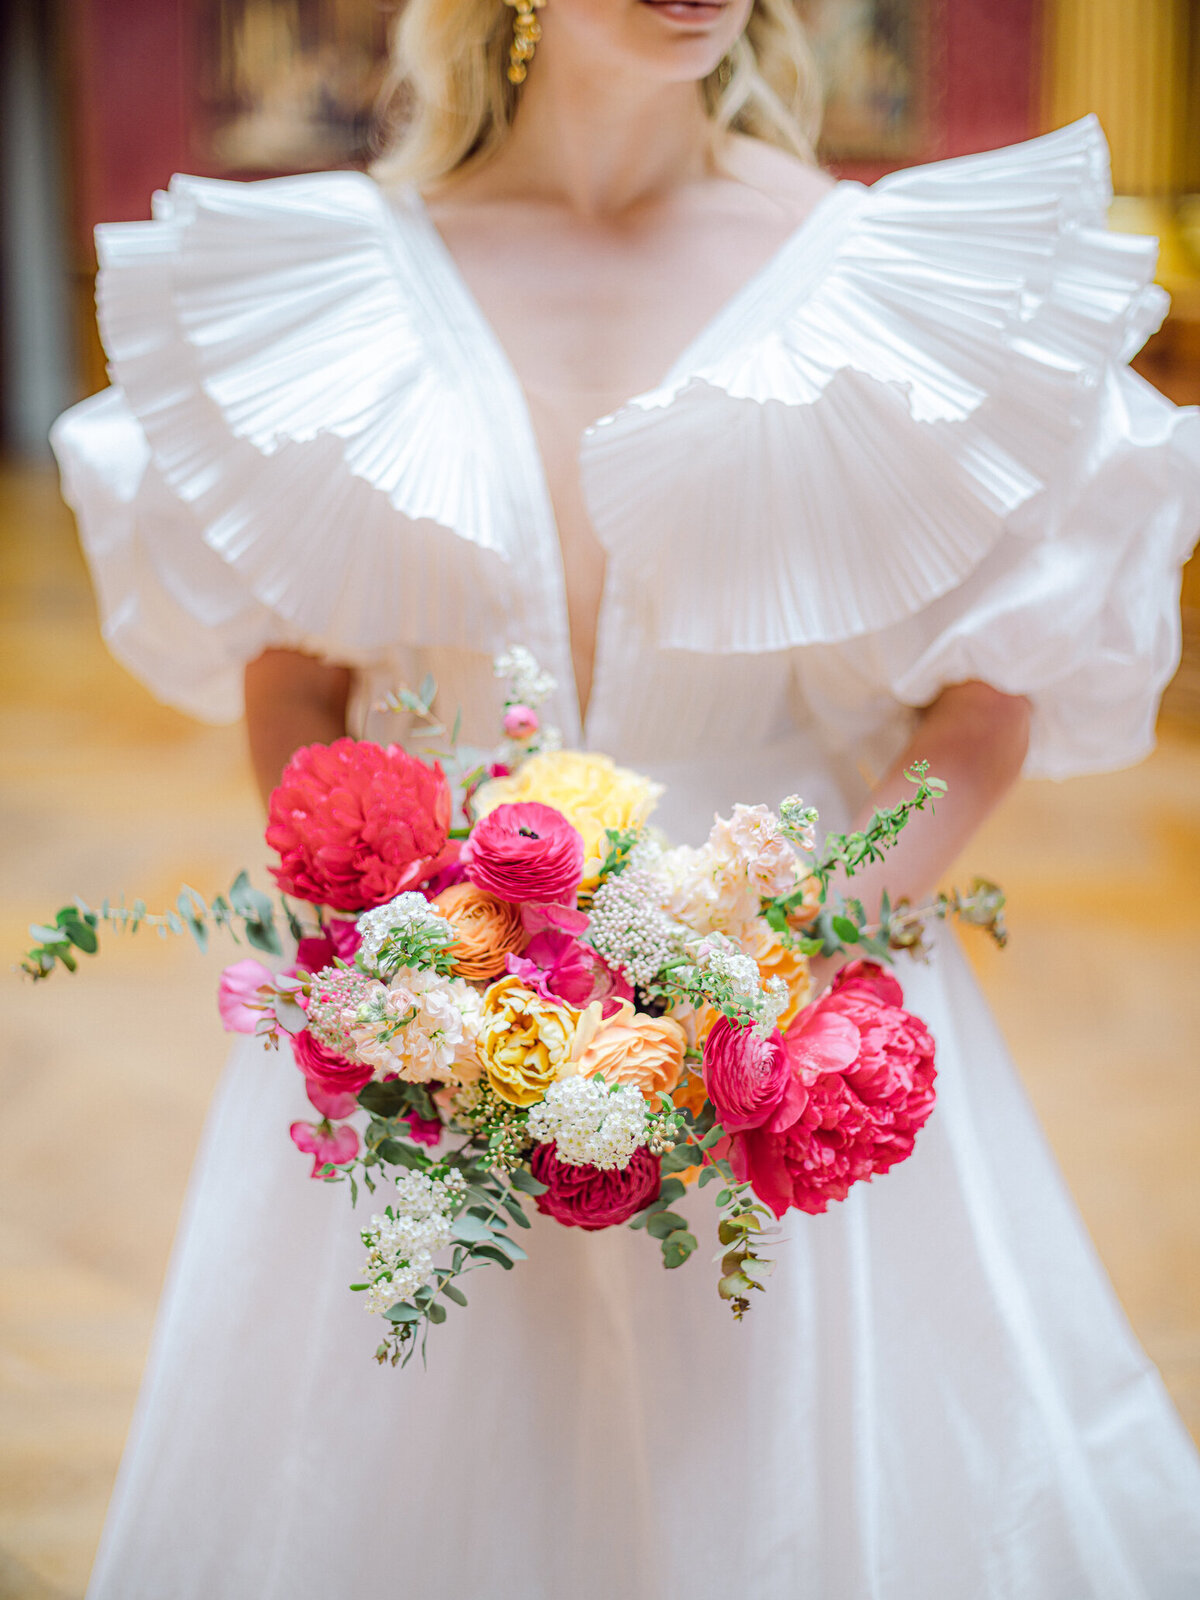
[530,1142,661,1230]
[217,958,274,1033]
[295,918,361,975]
[731,963,936,1217]
[266,738,452,912]
[463,802,585,906]
[290,1118,359,1178]
[702,1016,807,1136]
[420,839,469,900]
[292,1027,373,1098]
[506,930,632,1011]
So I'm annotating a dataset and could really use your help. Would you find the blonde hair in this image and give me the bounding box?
[371,0,823,189]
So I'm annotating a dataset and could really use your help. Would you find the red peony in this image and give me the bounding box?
[731,962,936,1218]
[295,918,361,974]
[292,1027,373,1098]
[702,1016,807,1135]
[266,739,452,912]
[463,802,585,906]
[529,1142,661,1230]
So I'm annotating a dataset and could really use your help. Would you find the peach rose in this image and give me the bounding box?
[748,920,813,1029]
[573,999,685,1107]
[432,882,526,982]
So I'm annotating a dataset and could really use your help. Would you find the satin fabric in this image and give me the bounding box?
[51,118,1200,1596]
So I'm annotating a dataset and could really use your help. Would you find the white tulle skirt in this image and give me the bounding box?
[86,926,1200,1600]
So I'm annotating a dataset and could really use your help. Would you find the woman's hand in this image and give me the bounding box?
[819,678,1031,937]
[244,649,353,808]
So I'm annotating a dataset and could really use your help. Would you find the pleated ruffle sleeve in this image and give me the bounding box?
[581,116,1200,779]
[50,170,519,722]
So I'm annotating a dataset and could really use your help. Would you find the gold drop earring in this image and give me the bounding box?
[504,0,546,85]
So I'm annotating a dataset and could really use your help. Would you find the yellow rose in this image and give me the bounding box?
[573,1000,686,1107]
[473,750,663,888]
[477,975,579,1107]
[748,919,813,1029]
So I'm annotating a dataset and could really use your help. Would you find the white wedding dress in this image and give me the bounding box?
[53,118,1200,1598]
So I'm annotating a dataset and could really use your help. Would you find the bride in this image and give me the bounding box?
[52,0,1200,1594]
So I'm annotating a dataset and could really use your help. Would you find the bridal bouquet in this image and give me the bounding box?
[22,649,1005,1367]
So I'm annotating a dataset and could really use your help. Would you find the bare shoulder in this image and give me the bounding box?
[719,132,839,226]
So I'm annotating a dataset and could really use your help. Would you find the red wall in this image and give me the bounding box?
[64,0,1043,254]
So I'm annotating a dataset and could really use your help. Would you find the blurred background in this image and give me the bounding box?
[1,2,1199,1595]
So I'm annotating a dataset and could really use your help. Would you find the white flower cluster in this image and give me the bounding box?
[356,893,456,978]
[493,645,556,709]
[526,1075,649,1170]
[688,934,790,1037]
[361,1168,466,1316]
[587,869,684,989]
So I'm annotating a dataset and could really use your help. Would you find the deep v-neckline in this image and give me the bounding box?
[376,178,860,743]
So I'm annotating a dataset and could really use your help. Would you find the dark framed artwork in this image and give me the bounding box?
[799,0,929,163]
[192,0,392,173]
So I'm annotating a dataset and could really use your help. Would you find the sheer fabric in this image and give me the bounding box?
[52,118,1200,1598]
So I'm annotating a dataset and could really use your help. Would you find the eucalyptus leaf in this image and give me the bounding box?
[508,1167,549,1196]
[427,1301,448,1324]
[376,1138,428,1171]
[451,1214,495,1243]
[441,1282,468,1307]
[384,1302,420,1324]
[473,1243,515,1269]
[646,1210,688,1240]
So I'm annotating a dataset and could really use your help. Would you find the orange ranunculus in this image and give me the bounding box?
[432,882,526,982]
[573,1000,685,1107]
[749,919,813,1029]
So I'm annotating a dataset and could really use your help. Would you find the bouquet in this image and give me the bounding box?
[22,648,1006,1367]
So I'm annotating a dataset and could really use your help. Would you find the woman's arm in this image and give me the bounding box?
[244,649,353,808]
[810,679,1031,987]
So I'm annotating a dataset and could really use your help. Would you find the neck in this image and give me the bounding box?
[482,52,717,217]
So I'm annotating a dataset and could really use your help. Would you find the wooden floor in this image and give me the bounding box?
[1,461,1199,1598]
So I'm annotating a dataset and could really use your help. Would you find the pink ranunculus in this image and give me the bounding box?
[506,930,632,1010]
[291,1026,373,1097]
[304,1078,359,1120]
[702,1016,809,1136]
[290,1118,359,1178]
[529,1142,661,1230]
[463,802,585,906]
[295,918,362,976]
[266,738,452,912]
[503,704,539,740]
[731,963,937,1218]
[217,958,274,1033]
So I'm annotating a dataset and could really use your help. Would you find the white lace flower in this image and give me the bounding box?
[493,645,557,708]
[360,1169,465,1315]
[526,1075,649,1170]
[587,869,685,988]
[356,893,455,978]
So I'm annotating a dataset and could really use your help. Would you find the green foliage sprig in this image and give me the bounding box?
[20,871,292,980]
